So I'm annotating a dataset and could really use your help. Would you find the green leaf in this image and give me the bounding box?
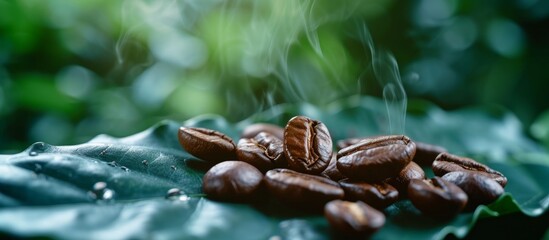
[0,97,547,239]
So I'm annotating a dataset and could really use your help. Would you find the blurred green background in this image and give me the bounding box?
[1,0,549,152]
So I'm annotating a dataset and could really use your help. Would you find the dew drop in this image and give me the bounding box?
[171,165,177,171]
[101,189,115,200]
[93,182,107,192]
[142,160,148,166]
[89,181,116,201]
[165,188,190,201]
[107,161,118,167]
[120,166,130,172]
[27,142,49,156]
[166,188,182,198]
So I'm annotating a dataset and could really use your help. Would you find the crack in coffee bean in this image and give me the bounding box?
[284,116,332,174]
[433,152,507,187]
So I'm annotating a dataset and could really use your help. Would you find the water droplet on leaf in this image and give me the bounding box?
[93,182,107,192]
[27,142,49,156]
[89,182,115,201]
[165,188,190,201]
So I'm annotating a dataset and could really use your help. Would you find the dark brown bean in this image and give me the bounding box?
[336,136,385,150]
[412,142,447,166]
[202,161,263,202]
[241,123,284,141]
[387,161,425,196]
[236,132,286,172]
[324,200,385,237]
[337,137,365,150]
[320,153,345,181]
[441,171,504,210]
[408,177,468,218]
[284,116,333,174]
[264,168,344,208]
[339,179,399,209]
[337,135,416,182]
[433,152,507,187]
[178,127,236,162]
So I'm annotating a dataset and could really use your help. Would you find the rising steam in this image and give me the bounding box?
[358,23,407,134]
[115,0,407,133]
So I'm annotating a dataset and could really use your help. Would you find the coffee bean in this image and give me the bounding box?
[336,136,383,150]
[236,132,286,172]
[337,137,365,150]
[337,135,416,182]
[408,177,468,218]
[178,127,236,163]
[320,153,345,181]
[202,161,263,202]
[339,179,399,209]
[241,123,285,141]
[441,171,504,210]
[433,152,507,187]
[264,168,344,208]
[324,200,385,237]
[387,161,425,196]
[412,142,447,166]
[284,116,333,174]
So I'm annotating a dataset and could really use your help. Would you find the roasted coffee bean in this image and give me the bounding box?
[241,123,285,141]
[321,154,345,181]
[387,161,425,196]
[337,135,416,182]
[408,177,468,218]
[339,179,399,209]
[442,171,504,210]
[202,161,263,202]
[336,136,384,150]
[433,152,507,187]
[284,116,333,174]
[337,138,364,150]
[236,132,286,172]
[412,142,447,166]
[178,127,236,162]
[324,200,385,237]
[264,168,344,208]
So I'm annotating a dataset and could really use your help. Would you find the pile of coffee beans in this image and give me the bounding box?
[177,116,507,238]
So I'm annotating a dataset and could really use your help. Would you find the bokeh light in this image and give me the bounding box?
[1,0,548,151]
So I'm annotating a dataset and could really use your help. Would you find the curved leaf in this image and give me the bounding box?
[0,97,547,240]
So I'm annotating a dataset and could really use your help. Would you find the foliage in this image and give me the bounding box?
[0,97,547,239]
[1,0,549,151]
